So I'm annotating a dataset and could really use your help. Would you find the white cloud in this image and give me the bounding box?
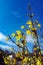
[0,32,16,46]
[26,35,37,44]
[0,44,14,52]
[0,32,6,40]
[0,44,12,50]
[0,32,17,51]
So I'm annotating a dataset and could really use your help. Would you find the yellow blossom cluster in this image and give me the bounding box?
[5,19,43,65]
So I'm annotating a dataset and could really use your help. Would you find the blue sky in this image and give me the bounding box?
[0,0,43,53]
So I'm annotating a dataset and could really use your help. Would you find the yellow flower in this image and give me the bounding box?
[10,48,13,51]
[26,20,32,25]
[31,64,34,65]
[23,57,28,63]
[25,50,28,55]
[39,52,41,55]
[11,33,15,37]
[28,58,31,61]
[19,43,23,47]
[34,52,36,55]
[13,58,16,65]
[32,28,37,31]
[37,24,41,28]
[36,60,42,65]
[7,57,10,60]
[34,48,37,51]
[16,36,20,41]
[37,46,39,49]
[21,26,25,29]
[20,34,22,37]
[6,37,9,41]
[4,58,8,64]
[26,30,31,35]
[16,34,22,41]
[16,30,21,35]
[28,25,33,28]
[22,35,26,39]
[32,32,35,36]
[16,52,20,58]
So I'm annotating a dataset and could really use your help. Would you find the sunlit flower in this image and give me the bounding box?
[16,41,23,47]
[13,58,16,65]
[4,57,10,65]
[6,37,10,41]
[32,28,37,31]
[26,30,31,35]
[25,50,28,55]
[9,48,13,51]
[16,34,22,41]
[37,46,39,49]
[36,60,42,65]
[28,25,33,29]
[16,36,21,41]
[31,64,34,65]
[19,42,23,47]
[21,25,25,29]
[22,57,28,63]
[32,32,35,36]
[37,24,41,28]
[4,58,8,64]
[22,35,26,39]
[16,52,20,58]
[34,52,36,55]
[11,33,15,37]
[7,57,10,60]
[34,47,37,51]
[16,30,21,35]
[26,20,32,25]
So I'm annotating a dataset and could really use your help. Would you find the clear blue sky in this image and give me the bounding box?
[0,0,43,52]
